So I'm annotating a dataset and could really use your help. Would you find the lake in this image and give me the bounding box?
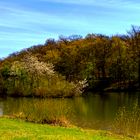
[0,92,140,130]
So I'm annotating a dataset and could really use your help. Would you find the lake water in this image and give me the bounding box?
[0,92,140,130]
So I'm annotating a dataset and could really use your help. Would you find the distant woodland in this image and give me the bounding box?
[0,26,140,97]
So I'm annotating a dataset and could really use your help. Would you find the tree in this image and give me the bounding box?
[93,35,112,79]
[127,26,140,86]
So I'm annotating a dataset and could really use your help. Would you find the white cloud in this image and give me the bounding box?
[40,0,140,9]
[0,1,97,36]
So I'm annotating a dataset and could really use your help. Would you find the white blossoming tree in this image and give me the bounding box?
[23,54,54,76]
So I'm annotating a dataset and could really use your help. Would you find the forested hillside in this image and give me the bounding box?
[0,26,140,97]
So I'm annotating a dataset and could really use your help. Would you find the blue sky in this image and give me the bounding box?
[0,0,140,58]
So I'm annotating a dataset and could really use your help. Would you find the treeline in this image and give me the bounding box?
[0,26,140,97]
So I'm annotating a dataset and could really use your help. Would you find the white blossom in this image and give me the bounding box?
[23,54,54,76]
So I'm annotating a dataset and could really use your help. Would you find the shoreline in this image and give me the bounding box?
[0,117,134,140]
[0,87,139,99]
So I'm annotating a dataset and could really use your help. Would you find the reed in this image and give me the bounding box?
[113,101,140,138]
[13,99,72,127]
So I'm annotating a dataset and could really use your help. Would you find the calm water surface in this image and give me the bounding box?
[0,92,140,130]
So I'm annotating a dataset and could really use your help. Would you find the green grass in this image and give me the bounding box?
[0,117,134,140]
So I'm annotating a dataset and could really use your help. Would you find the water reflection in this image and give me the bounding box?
[0,92,139,129]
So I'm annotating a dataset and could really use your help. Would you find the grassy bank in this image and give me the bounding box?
[0,117,134,140]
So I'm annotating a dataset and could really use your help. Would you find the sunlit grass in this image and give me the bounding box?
[0,117,132,140]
